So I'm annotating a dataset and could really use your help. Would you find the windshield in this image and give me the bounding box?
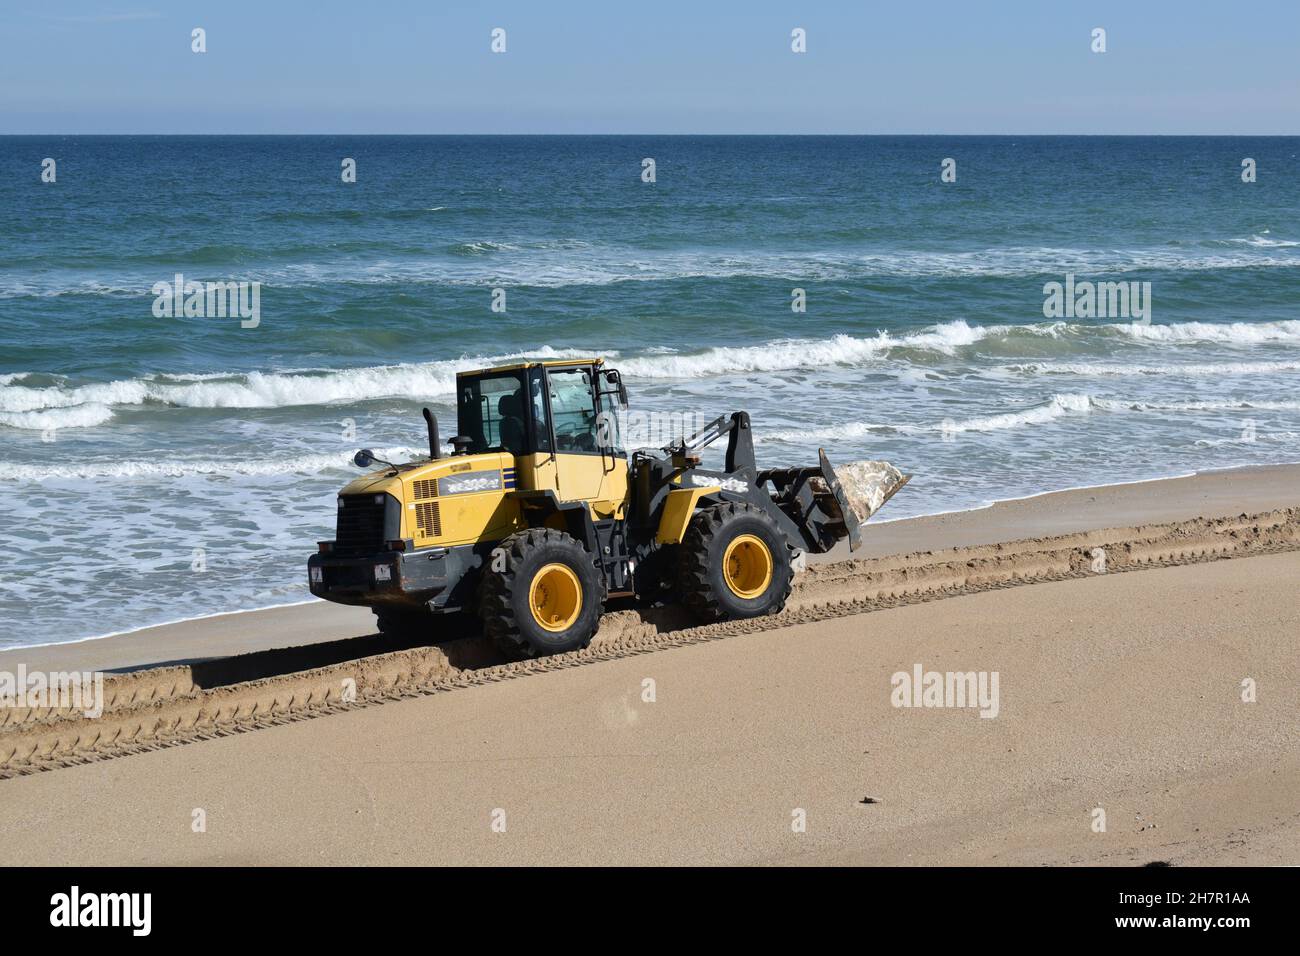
[546,367,600,452]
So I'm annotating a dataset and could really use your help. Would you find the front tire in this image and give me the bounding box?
[478,528,603,659]
[678,502,793,622]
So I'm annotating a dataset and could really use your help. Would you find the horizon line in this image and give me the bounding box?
[4,131,1300,137]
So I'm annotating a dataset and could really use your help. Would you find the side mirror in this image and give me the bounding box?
[603,369,629,408]
[353,449,375,468]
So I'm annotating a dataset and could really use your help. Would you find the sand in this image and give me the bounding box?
[1,463,1297,865]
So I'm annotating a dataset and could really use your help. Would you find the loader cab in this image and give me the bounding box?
[455,359,630,516]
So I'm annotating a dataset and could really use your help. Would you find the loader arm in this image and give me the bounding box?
[664,411,756,474]
[655,411,906,555]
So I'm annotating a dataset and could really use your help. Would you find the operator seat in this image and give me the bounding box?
[498,392,527,453]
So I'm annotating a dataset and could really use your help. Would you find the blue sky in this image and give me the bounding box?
[3,1,1298,134]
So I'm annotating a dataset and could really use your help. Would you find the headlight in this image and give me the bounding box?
[310,567,323,584]
[374,565,392,582]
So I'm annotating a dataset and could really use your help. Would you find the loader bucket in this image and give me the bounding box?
[818,449,865,551]
[758,452,909,554]
[822,452,912,551]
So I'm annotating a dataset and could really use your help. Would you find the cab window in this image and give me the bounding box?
[457,371,526,454]
[546,367,600,453]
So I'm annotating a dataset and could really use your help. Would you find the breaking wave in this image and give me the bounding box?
[1111,319,1300,344]
[0,347,590,416]
[0,446,426,483]
[1001,359,1300,378]
[0,404,116,431]
[763,393,1096,441]
[5,319,1300,421]
[762,393,1300,445]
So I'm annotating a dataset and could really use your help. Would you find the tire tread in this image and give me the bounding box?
[677,502,793,622]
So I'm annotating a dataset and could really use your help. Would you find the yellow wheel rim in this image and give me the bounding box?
[529,563,583,632]
[722,534,773,600]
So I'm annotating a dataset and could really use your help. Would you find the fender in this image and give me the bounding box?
[513,489,599,552]
[656,486,721,544]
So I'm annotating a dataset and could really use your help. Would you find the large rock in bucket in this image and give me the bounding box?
[811,460,910,526]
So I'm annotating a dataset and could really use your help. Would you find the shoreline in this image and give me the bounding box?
[3,460,1298,673]
[3,598,323,654]
[870,468,1195,524]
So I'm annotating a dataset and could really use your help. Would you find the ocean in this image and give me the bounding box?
[2,135,1298,648]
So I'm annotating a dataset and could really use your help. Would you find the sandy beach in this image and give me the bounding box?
[1,463,1297,866]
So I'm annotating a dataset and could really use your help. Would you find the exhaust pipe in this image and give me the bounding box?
[421,407,441,460]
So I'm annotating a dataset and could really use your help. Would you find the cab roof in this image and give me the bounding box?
[457,357,604,377]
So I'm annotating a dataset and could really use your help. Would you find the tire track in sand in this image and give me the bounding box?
[2,508,1297,779]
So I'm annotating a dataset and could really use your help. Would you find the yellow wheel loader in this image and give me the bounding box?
[307,358,906,658]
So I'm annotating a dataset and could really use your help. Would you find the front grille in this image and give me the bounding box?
[335,495,388,555]
[414,501,442,537]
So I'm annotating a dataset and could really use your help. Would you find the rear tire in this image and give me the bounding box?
[478,528,603,659]
[678,502,793,622]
